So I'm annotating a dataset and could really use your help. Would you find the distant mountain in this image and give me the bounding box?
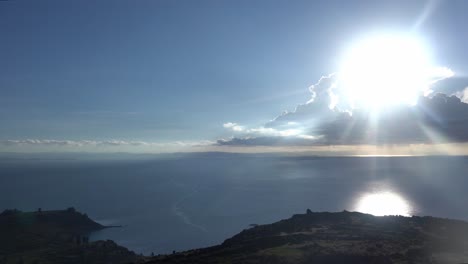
[147,210,468,264]
[0,208,139,264]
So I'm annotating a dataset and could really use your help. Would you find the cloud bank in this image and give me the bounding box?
[218,73,468,148]
[0,139,214,153]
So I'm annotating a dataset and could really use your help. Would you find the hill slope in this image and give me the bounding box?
[0,208,139,264]
[147,210,468,264]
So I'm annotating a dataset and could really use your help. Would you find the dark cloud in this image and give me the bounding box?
[417,94,468,141]
[219,93,468,147]
[218,68,468,148]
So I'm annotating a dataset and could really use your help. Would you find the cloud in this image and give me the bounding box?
[218,71,468,147]
[0,139,214,149]
[220,94,468,146]
[313,94,468,145]
[455,87,468,103]
[221,120,319,146]
[265,74,340,129]
[429,66,455,84]
[1,139,96,147]
[217,136,318,146]
[223,122,245,132]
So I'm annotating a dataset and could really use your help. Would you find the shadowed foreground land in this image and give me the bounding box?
[148,210,468,264]
[3,209,468,264]
[0,208,139,264]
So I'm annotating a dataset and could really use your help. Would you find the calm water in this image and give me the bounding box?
[1,154,467,254]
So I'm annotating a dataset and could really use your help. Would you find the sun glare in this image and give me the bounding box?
[339,34,434,109]
[354,191,411,216]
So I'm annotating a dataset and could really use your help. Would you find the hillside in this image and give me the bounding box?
[0,208,139,264]
[4,208,468,264]
[147,210,468,264]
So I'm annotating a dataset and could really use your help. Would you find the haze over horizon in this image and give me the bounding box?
[2,0,468,155]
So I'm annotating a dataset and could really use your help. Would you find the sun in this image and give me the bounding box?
[339,34,433,109]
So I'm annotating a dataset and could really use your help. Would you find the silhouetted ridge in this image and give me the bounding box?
[0,208,139,264]
[147,210,468,264]
[0,207,103,233]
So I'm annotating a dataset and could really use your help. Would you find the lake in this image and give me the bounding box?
[1,154,467,255]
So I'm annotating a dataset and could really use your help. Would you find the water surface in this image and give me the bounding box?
[1,154,467,254]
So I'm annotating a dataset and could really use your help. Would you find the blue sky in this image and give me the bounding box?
[2,0,468,153]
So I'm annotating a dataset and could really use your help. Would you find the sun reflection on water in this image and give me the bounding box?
[354,192,412,216]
